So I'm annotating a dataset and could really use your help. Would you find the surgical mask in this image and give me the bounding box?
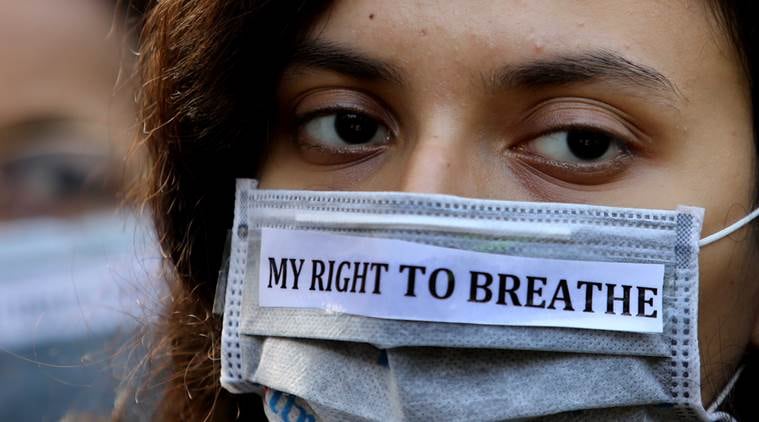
[217,178,758,421]
[0,211,161,350]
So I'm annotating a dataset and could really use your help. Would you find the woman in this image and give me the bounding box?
[0,0,153,420]
[131,1,758,420]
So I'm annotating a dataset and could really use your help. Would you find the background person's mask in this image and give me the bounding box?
[0,211,160,349]
[217,178,755,421]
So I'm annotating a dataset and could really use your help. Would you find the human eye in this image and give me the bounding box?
[299,109,390,148]
[508,100,644,185]
[1,149,118,218]
[291,89,395,165]
[528,129,625,163]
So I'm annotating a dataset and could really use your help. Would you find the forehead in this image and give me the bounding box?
[0,0,119,123]
[316,0,716,56]
[309,0,738,98]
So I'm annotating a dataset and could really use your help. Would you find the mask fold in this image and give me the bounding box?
[220,178,719,421]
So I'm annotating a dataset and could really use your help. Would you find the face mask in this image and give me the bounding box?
[217,178,757,421]
[0,211,160,350]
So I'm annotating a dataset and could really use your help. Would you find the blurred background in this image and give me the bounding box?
[0,1,161,420]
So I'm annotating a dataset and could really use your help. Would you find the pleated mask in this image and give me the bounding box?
[216,178,757,421]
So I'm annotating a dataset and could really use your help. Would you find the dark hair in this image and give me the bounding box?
[708,4,759,420]
[129,2,331,420]
[131,1,758,420]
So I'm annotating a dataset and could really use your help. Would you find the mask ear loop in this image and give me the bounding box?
[699,208,759,248]
[706,365,744,421]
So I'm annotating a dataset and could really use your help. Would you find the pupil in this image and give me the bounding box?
[566,130,612,160]
[334,112,378,144]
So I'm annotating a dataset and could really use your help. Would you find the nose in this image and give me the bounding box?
[398,142,466,195]
[397,118,482,197]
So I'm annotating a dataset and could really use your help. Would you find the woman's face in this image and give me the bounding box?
[259,0,759,405]
[0,0,133,220]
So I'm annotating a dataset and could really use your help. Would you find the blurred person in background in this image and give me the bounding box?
[0,0,157,420]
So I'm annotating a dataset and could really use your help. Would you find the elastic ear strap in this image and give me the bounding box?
[706,364,744,419]
[699,208,759,248]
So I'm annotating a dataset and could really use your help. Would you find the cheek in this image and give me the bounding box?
[257,140,310,189]
[697,232,759,399]
[257,135,388,191]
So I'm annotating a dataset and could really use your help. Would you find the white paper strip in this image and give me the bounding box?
[258,228,665,333]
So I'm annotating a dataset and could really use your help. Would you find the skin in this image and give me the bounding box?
[0,0,134,220]
[259,0,759,407]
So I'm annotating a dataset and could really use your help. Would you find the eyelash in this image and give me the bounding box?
[293,105,395,149]
[294,105,373,127]
[289,87,396,139]
[518,123,634,154]
[290,99,640,183]
[293,109,632,146]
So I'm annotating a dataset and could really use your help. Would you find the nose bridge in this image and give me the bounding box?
[398,113,473,195]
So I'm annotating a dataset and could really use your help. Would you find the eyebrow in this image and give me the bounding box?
[487,50,680,100]
[286,41,679,102]
[1,116,78,141]
[286,40,405,85]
